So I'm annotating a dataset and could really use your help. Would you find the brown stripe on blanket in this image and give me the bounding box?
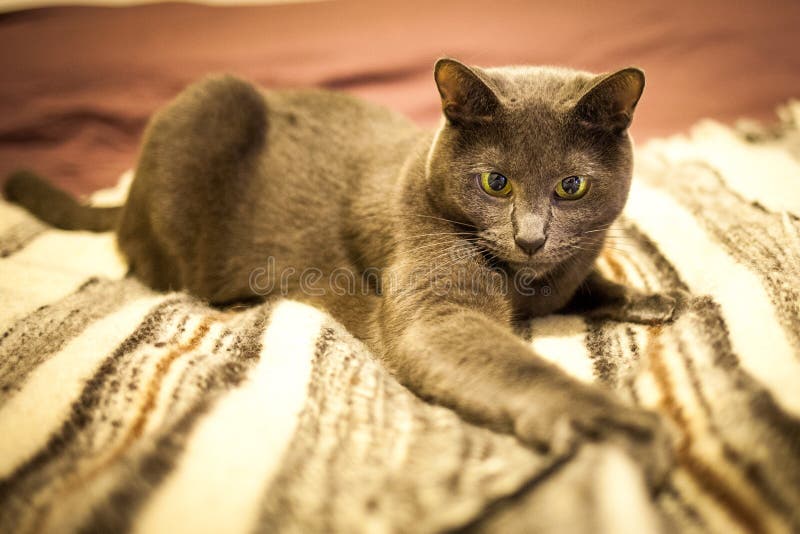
[584,221,692,404]
[0,298,184,533]
[29,305,249,532]
[581,221,797,530]
[573,215,800,531]
[647,324,769,534]
[673,330,800,529]
[0,277,151,406]
[627,280,800,531]
[687,302,800,530]
[600,246,629,286]
[583,221,689,395]
[160,326,234,420]
[57,316,211,471]
[75,307,272,534]
[77,307,192,453]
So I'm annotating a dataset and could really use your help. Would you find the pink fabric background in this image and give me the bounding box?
[1,0,799,195]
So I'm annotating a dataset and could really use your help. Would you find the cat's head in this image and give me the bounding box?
[425,58,644,275]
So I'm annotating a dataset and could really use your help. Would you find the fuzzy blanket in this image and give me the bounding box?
[1,106,799,534]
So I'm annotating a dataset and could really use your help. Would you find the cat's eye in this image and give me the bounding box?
[480,172,512,197]
[555,176,588,200]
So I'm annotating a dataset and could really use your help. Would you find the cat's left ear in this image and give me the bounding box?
[574,67,645,134]
[434,58,500,126]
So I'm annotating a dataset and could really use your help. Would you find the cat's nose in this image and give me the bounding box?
[515,234,546,256]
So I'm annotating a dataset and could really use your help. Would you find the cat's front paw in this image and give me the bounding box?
[589,289,689,325]
[512,383,674,492]
[620,292,678,324]
[626,288,693,324]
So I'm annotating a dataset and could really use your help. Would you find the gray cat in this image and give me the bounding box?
[6,58,677,488]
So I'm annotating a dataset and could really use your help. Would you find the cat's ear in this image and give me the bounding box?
[434,58,500,126]
[574,67,645,134]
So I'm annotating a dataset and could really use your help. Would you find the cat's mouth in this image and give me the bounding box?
[474,237,559,276]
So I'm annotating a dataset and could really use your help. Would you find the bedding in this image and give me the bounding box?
[0,104,799,533]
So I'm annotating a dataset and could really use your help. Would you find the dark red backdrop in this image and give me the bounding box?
[1,0,799,195]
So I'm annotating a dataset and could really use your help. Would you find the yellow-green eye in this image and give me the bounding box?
[555,176,588,200]
[480,172,512,197]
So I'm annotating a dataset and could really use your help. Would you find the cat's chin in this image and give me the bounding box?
[477,246,553,278]
[506,260,556,277]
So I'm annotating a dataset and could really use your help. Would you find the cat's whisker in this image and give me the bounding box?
[424,243,482,269]
[581,232,631,238]
[429,252,483,279]
[396,238,484,261]
[398,238,468,256]
[590,230,634,236]
[375,231,477,248]
[392,233,472,250]
[378,231,481,252]
[406,213,478,228]
[352,233,481,264]
[392,241,482,264]
[586,243,638,251]
[563,245,596,253]
[402,231,477,239]
[583,222,620,233]
[427,245,484,274]
[422,242,475,265]
[581,227,617,234]
[586,240,635,250]
[586,229,631,234]
[582,236,636,244]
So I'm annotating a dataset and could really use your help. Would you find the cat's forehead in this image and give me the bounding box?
[480,65,597,108]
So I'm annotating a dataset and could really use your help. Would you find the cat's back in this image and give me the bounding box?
[139,75,419,178]
[121,75,420,302]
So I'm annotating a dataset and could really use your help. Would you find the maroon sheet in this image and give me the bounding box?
[1,0,799,195]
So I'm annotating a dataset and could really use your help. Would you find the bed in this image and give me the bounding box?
[1,1,799,532]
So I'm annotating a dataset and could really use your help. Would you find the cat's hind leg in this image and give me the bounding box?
[118,75,270,302]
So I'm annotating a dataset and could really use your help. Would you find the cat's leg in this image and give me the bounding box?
[565,269,687,324]
[376,282,673,491]
[116,183,183,292]
[118,75,270,303]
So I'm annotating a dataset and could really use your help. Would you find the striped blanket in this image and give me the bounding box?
[1,104,799,534]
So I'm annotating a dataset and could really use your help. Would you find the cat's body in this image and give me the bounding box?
[5,59,676,488]
[119,80,418,312]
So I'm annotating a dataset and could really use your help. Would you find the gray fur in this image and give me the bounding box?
[4,59,675,490]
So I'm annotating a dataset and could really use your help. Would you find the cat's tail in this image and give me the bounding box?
[3,170,121,232]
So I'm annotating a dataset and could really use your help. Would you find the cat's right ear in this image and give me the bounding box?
[434,58,500,126]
